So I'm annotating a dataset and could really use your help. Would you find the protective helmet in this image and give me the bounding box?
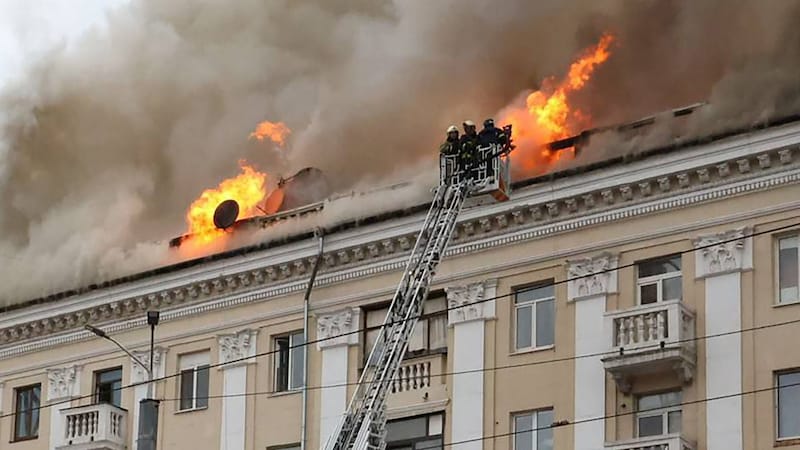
[463,120,475,127]
[483,118,494,127]
[446,125,458,133]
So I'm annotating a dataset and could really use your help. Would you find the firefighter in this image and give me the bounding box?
[459,120,479,179]
[478,118,507,147]
[439,125,460,155]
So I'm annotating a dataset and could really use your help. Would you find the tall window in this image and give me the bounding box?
[778,236,799,304]
[364,297,448,363]
[513,409,553,450]
[637,391,682,437]
[275,331,305,392]
[514,282,555,351]
[385,413,443,450]
[637,255,682,305]
[777,371,800,439]
[179,351,210,411]
[95,367,123,406]
[14,384,41,441]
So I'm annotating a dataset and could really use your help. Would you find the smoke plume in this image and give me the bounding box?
[2,0,800,305]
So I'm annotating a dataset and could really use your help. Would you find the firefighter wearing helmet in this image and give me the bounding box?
[459,120,479,178]
[439,125,460,156]
[478,118,508,147]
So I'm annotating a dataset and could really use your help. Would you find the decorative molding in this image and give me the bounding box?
[693,227,753,278]
[217,329,258,367]
[566,253,619,301]
[316,308,361,350]
[130,346,167,384]
[0,140,798,356]
[47,365,80,401]
[446,279,498,325]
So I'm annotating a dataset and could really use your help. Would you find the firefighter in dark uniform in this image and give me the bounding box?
[459,120,479,179]
[439,125,460,182]
[478,118,508,147]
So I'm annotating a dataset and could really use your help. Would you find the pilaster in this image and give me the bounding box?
[567,253,617,450]
[694,227,750,450]
[317,308,361,449]
[47,365,81,450]
[218,329,258,450]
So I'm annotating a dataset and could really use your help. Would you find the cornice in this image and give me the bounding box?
[0,131,798,356]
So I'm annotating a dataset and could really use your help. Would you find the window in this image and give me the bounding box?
[777,371,800,439]
[514,282,555,350]
[95,367,122,406]
[385,413,443,450]
[778,236,799,304]
[513,409,553,450]
[275,331,305,392]
[637,391,682,437]
[178,351,210,411]
[637,255,682,305]
[14,384,41,441]
[365,297,448,364]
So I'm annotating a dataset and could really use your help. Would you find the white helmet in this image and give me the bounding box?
[463,120,475,127]
[446,125,458,133]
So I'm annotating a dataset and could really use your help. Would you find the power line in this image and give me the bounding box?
[2,219,798,420]
[441,380,800,448]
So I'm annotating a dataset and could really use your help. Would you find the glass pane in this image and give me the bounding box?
[668,410,682,434]
[640,283,658,304]
[111,379,122,407]
[290,332,306,389]
[30,386,40,437]
[180,369,194,410]
[98,368,122,384]
[514,414,534,450]
[639,256,681,277]
[196,365,210,408]
[661,391,682,407]
[536,410,554,450]
[386,417,427,442]
[428,315,447,350]
[408,319,427,352]
[275,337,289,391]
[535,299,555,347]
[516,306,532,349]
[778,372,800,438]
[638,415,663,437]
[16,389,30,438]
[779,240,799,303]
[516,283,554,303]
[415,438,443,450]
[662,276,682,301]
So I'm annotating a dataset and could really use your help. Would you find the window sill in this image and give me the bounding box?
[773,300,800,308]
[775,437,800,447]
[511,345,555,356]
[10,435,38,443]
[175,406,208,415]
[269,389,302,398]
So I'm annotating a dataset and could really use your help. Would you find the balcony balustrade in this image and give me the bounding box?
[56,403,127,450]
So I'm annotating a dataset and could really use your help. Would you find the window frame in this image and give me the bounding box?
[775,369,800,440]
[93,366,123,407]
[636,255,683,305]
[513,281,556,352]
[635,390,682,438]
[13,383,41,442]
[273,330,305,393]
[384,412,444,450]
[775,234,800,305]
[177,351,210,412]
[511,408,554,450]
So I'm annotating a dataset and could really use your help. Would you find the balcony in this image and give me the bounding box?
[385,352,448,415]
[56,403,128,450]
[602,300,696,392]
[606,434,695,450]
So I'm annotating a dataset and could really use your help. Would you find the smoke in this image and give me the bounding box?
[2,0,800,305]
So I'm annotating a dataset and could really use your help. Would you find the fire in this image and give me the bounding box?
[499,33,614,173]
[249,120,291,146]
[184,161,268,246]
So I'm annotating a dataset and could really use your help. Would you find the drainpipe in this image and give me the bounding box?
[302,228,325,450]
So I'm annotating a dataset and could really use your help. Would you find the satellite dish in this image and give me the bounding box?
[213,199,240,229]
[263,188,285,215]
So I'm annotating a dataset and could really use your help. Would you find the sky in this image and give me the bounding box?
[0,0,127,87]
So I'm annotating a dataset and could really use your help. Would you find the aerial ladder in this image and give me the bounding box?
[323,129,513,450]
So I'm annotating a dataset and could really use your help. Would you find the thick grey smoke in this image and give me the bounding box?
[1,0,799,305]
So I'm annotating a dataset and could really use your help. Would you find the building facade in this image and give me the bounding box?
[1,120,800,450]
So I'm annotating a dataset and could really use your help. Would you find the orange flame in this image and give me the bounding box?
[249,120,291,146]
[499,33,614,173]
[184,161,268,246]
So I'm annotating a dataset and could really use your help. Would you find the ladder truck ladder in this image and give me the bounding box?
[323,179,472,450]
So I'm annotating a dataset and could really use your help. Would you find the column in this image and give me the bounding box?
[316,308,360,449]
[566,253,618,450]
[446,279,497,450]
[130,346,167,449]
[218,329,258,450]
[694,227,751,450]
[47,365,81,449]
